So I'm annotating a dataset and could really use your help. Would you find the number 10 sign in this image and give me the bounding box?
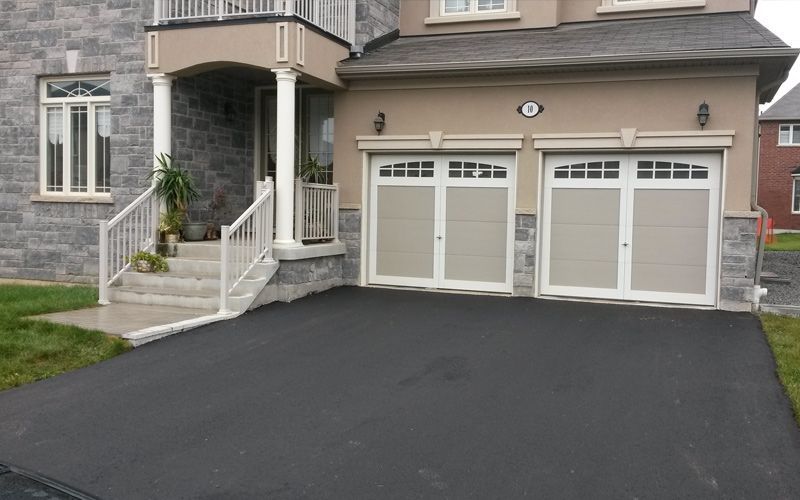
[517,101,544,118]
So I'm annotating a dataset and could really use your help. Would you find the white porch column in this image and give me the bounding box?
[149,73,175,173]
[272,68,300,247]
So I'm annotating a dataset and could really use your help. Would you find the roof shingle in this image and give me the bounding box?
[761,83,800,120]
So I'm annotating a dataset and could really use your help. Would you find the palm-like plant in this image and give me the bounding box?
[147,153,200,215]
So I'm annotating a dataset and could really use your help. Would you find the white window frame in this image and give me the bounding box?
[598,0,706,14]
[39,75,112,199]
[779,124,800,146]
[793,175,800,214]
[441,0,506,16]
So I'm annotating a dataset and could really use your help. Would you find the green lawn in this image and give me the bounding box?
[0,284,130,391]
[761,314,800,425]
[765,233,800,251]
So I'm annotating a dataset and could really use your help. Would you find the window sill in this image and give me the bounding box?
[596,0,705,15]
[424,11,521,25]
[778,144,800,147]
[31,194,115,204]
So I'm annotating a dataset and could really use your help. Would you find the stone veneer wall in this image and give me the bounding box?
[0,0,153,282]
[339,209,362,285]
[514,214,537,297]
[171,72,256,225]
[354,0,400,47]
[720,214,759,312]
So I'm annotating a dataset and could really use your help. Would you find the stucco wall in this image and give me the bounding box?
[333,67,759,212]
[758,121,800,230]
[399,0,751,36]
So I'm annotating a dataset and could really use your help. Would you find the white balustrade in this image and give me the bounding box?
[219,179,275,313]
[98,187,160,304]
[153,0,355,43]
[294,180,339,243]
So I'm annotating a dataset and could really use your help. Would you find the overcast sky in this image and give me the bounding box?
[755,0,800,109]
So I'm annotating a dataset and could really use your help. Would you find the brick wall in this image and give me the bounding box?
[0,0,153,283]
[758,120,800,230]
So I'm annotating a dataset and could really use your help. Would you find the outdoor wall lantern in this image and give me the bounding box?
[697,102,710,129]
[374,111,386,134]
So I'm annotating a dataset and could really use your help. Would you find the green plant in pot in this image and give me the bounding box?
[298,155,329,184]
[158,208,183,257]
[127,251,169,273]
[147,153,206,241]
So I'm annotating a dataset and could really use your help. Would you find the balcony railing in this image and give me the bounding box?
[154,0,356,44]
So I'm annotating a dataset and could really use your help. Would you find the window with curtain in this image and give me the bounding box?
[40,77,111,196]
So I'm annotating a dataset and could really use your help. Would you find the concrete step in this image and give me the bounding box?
[121,270,270,294]
[108,285,251,311]
[174,242,221,260]
[165,257,220,277]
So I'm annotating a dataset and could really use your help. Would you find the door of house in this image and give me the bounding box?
[540,152,721,306]
[368,154,515,293]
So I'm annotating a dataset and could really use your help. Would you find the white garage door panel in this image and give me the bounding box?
[542,153,721,306]
[370,155,514,293]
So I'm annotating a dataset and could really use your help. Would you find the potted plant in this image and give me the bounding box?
[298,155,329,184]
[127,251,169,273]
[158,208,183,257]
[147,153,205,241]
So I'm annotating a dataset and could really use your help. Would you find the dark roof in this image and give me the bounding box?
[338,12,790,76]
[793,165,800,175]
[761,83,800,120]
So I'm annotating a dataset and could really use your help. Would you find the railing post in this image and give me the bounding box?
[153,0,162,25]
[99,221,110,305]
[294,178,303,243]
[219,226,230,314]
[217,0,222,20]
[333,182,340,242]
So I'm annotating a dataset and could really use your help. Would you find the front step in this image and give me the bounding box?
[109,245,279,313]
[108,285,251,311]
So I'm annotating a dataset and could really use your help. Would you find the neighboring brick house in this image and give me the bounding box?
[758,83,800,230]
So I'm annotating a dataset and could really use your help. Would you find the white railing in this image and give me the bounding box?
[219,178,275,313]
[154,0,356,44]
[294,179,339,243]
[98,187,160,304]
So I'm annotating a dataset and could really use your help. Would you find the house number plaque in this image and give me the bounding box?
[517,101,544,118]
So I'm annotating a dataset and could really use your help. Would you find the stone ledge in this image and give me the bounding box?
[30,194,115,204]
[723,210,760,219]
[273,241,346,261]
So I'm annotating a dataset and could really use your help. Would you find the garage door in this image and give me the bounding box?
[541,153,721,306]
[368,154,515,293]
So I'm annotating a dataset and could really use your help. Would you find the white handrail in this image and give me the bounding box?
[98,187,159,304]
[294,179,339,243]
[154,0,355,44]
[219,179,275,313]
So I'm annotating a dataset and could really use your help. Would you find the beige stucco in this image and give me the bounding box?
[399,0,751,36]
[149,21,348,87]
[334,66,758,211]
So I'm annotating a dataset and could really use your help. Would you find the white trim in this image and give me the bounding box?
[358,133,524,151]
[39,75,112,198]
[792,175,800,214]
[532,130,735,151]
[597,0,705,14]
[779,124,800,146]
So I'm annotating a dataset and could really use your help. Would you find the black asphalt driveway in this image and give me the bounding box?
[1,287,800,499]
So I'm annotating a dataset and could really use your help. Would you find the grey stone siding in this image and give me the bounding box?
[256,255,345,305]
[0,0,153,283]
[355,0,400,47]
[514,214,536,297]
[340,209,362,285]
[172,72,256,225]
[720,215,758,312]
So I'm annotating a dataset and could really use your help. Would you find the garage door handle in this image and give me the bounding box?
[622,242,629,247]
[436,236,443,240]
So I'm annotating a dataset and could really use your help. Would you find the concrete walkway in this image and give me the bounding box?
[35,303,225,345]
